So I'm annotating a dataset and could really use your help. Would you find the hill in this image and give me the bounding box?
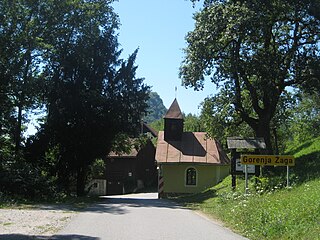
[288,136,320,183]
[144,92,167,123]
[176,137,320,240]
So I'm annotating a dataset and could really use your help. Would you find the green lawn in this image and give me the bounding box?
[175,137,320,240]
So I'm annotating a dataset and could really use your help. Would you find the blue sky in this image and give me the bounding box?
[27,0,213,136]
[113,0,216,115]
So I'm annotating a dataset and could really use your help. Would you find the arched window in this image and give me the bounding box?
[186,167,197,186]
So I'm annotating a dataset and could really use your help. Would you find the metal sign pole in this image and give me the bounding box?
[245,164,248,194]
[287,166,290,188]
[231,149,237,190]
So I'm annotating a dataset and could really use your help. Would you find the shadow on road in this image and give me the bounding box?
[6,193,184,216]
[81,193,184,215]
[0,234,99,240]
[50,234,100,240]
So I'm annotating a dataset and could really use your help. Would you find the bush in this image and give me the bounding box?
[0,156,57,200]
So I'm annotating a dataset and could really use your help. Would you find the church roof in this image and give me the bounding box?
[164,98,183,119]
[142,122,158,137]
[155,131,230,165]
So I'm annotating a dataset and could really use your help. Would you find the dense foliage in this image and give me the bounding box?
[181,0,320,153]
[0,0,149,197]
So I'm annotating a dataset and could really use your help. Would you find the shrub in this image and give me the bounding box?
[0,156,57,200]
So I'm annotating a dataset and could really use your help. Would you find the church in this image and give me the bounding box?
[155,98,230,194]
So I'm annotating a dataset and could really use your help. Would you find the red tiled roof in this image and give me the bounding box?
[155,131,230,165]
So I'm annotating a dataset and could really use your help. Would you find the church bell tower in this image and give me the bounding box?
[164,98,184,141]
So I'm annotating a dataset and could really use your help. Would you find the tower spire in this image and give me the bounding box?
[164,98,184,141]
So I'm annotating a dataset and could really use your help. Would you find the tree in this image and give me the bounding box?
[40,1,149,196]
[180,0,320,153]
[0,0,46,151]
[199,87,254,143]
[149,118,164,133]
[287,91,320,145]
[184,113,205,132]
[0,0,149,197]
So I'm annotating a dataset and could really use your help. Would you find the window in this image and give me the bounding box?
[186,167,197,186]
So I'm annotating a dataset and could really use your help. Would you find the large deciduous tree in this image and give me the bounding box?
[0,0,46,151]
[180,0,320,152]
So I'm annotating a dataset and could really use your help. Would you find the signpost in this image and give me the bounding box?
[236,158,255,173]
[241,154,295,192]
[227,138,295,193]
[227,137,266,190]
[240,155,295,166]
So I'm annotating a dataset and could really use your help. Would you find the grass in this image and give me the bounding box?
[175,137,320,240]
[0,194,101,210]
[289,136,320,183]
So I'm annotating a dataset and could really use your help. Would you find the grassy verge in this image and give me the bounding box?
[0,194,101,210]
[175,137,320,240]
[176,177,320,240]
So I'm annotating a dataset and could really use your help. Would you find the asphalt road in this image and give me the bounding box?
[52,193,248,240]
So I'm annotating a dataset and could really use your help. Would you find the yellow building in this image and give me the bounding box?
[155,99,230,194]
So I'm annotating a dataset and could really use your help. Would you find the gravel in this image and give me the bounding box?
[0,206,76,238]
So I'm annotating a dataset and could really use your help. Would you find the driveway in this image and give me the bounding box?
[52,192,247,240]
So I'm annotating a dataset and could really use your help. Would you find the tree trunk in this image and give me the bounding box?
[273,128,279,155]
[15,50,31,152]
[76,165,87,197]
[255,119,273,154]
[57,167,71,194]
[15,103,23,152]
